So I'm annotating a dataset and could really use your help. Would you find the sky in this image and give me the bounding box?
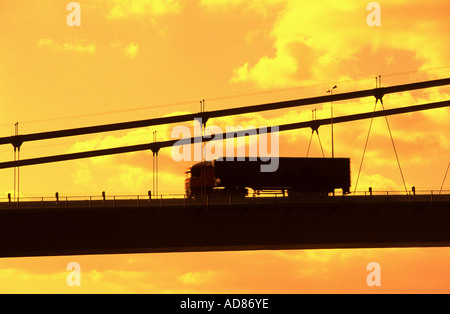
[0,0,449,293]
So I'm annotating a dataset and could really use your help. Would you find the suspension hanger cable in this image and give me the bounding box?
[439,161,450,194]
[353,101,378,195]
[306,129,325,158]
[306,130,314,157]
[354,76,409,195]
[380,99,408,195]
[306,109,325,158]
[317,130,325,158]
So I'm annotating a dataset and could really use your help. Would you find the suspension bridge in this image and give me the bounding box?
[0,77,449,258]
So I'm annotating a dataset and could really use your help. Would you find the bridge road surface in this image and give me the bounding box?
[0,194,450,258]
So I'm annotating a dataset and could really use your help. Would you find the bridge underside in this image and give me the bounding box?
[0,198,450,258]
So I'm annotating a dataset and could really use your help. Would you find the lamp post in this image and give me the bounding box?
[326,85,337,158]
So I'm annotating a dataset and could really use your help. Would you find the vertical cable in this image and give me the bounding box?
[317,131,325,158]
[306,130,314,157]
[439,161,450,194]
[14,122,18,202]
[200,100,206,200]
[13,147,16,202]
[354,102,378,195]
[17,147,20,203]
[152,131,155,199]
[380,100,408,195]
[306,109,325,158]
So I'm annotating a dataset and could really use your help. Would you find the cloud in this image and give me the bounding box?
[71,162,93,186]
[200,0,286,16]
[38,39,96,54]
[105,0,184,19]
[178,271,217,285]
[63,94,450,195]
[124,42,139,58]
[227,0,450,89]
[1,247,450,293]
[1,248,450,293]
[230,52,301,89]
[109,41,140,58]
[64,117,191,194]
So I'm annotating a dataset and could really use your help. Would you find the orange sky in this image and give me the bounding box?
[0,0,450,294]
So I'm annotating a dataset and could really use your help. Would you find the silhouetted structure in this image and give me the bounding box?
[185,158,351,198]
[1,194,450,258]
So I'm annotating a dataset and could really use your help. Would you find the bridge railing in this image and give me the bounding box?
[1,190,450,209]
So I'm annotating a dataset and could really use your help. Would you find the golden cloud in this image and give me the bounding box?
[228,0,450,88]
[125,42,139,58]
[38,39,96,54]
[105,0,184,19]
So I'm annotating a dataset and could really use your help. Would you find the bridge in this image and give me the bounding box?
[0,191,450,258]
[0,77,450,258]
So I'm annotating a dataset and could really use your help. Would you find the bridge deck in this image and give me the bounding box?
[0,195,449,258]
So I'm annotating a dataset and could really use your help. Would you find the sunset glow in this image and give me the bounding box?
[0,0,449,293]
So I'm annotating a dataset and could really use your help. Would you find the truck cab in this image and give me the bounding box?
[185,161,215,198]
